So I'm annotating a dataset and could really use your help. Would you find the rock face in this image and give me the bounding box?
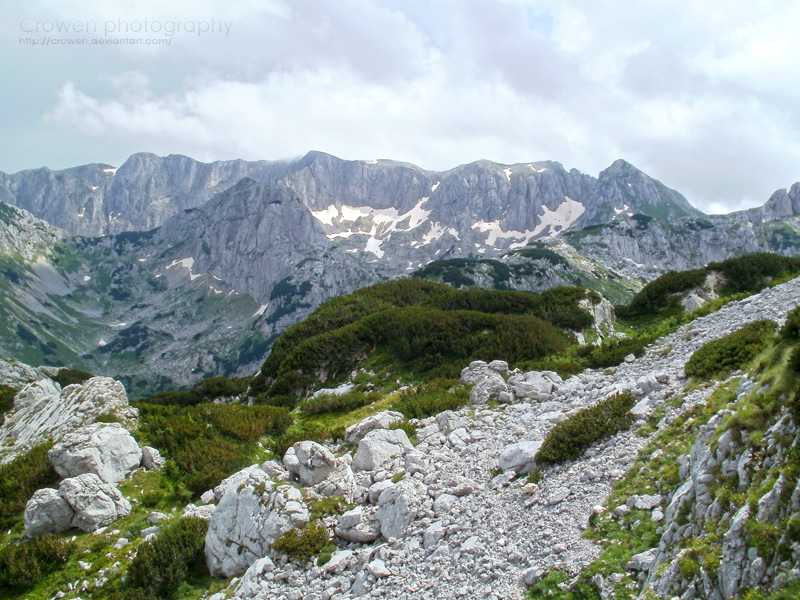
[283,441,337,486]
[48,423,142,484]
[0,376,135,463]
[205,467,310,577]
[376,479,428,540]
[352,429,414,472]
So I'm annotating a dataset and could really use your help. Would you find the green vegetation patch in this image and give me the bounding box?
[390,379,470,420]
[52,368,93,388]
[136,403,292,496]
[299,391,381,416]
[271,522,332,564]
[685,320,776,379]
[120,517,208,600]
[256,279,593,401]
[0,443,60,529]
[535,392,636,465]
[0,535,74,590]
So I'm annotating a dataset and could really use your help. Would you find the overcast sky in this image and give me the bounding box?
[1,0,799,214]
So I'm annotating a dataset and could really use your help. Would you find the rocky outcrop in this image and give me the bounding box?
[205,467,310,577]
[48,422,142,484]
[25,473,132,537]
[0,376,136,463]
[344,411,405,445]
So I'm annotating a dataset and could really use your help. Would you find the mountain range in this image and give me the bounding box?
[1,151,799,395]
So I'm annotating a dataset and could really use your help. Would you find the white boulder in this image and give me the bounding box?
[498,440,543,474]
[59,473,132,532]
[24,488,74,538]
[335,506,381,542]
[284,441,337,486]
[344,411,405,445]
[376,479,428,540]
[205,468,309,577]
[353,429,414,472]
[140,446,165,470]
[469,375,508,405]
[48,423,142,484]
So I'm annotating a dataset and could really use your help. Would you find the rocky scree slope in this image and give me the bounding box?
[185,277,800,600]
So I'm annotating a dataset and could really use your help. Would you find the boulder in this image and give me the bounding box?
[1,376,134,463]
[435,410,468,434]
[236,556,276,598]
[24,488,74,538]
[376,479,428,539]
[212,464,264,502]
[284,441,337,486]
[460,360,508,385]
[140,446,165,470]
[335,506,381,542]
[205,468,309,577]
[509,371,554,400]
[469,375,508,405]
[627,548,658,571]
[59,473,132,532]
[353,429,414,472]
[48,423,142,484]
[498,440,543,474]
[344,411,405,444]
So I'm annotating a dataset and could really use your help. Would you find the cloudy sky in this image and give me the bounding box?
[1,0,798,214]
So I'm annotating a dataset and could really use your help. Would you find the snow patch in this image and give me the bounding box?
[97,339,106,346]
[254,303,269,317]
[82,275,91,282]
[365,236,385,258]
[311,205,340,227]
[431,181,440,192]
[623,257,645,268]
[138,258,147,262]
[503,168,512,181]
[421,222,460,246]
[529,164,548,173]
[103,167,118,175]
[110,322,127,328]
[89,186,98,191]
[613,204,630,216]
[530,196,586,237]
[365,160,378,164]
[313,198,432,242]
[166,257,201,281]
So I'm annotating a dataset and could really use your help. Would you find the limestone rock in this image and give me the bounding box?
[435,410,468,434]
[344,411,405,445]
[498,440,543,474]
[376,479,427,539]
[469,375,508,405]
[140,446,165,470]
[205,468,309,577]
[48,423,142,484]
[24,488,74,538]
[284,441,337,486]
[353,429,414,472]
[335,506,381,543]
[59,473,132,532]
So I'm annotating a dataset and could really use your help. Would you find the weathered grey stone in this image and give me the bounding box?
[469,375,508,405]
[344,411,405,444]
[376,479,427,539]
[285,440,337,486]
[48,423,142,484]
[24,488,74,538]
[353,429,414,472]
[627,548,658,571]
[59,473,132,532]
[435,410,468,434]
[498,440,543,474]
[335,506,381,543]
[205,468,309,577]
[140,446,165,470]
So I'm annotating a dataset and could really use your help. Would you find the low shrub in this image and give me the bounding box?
[299,391,381,416]
[619,268,707,317]
[0,384,16,425]
[271,522,331,564]
[0,535,74,589]
[0,443,60,528]
[124,517,208,600]
[136,403,292,496]
[781,306,800,341]
[535,392,637,465]
[390,379,469,420]
[788,346,800,373]
[685,320,776,379]
[580,334,654,369]
[52,368,93,388]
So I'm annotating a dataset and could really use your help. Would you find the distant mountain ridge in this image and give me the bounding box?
[1,151,799,394]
